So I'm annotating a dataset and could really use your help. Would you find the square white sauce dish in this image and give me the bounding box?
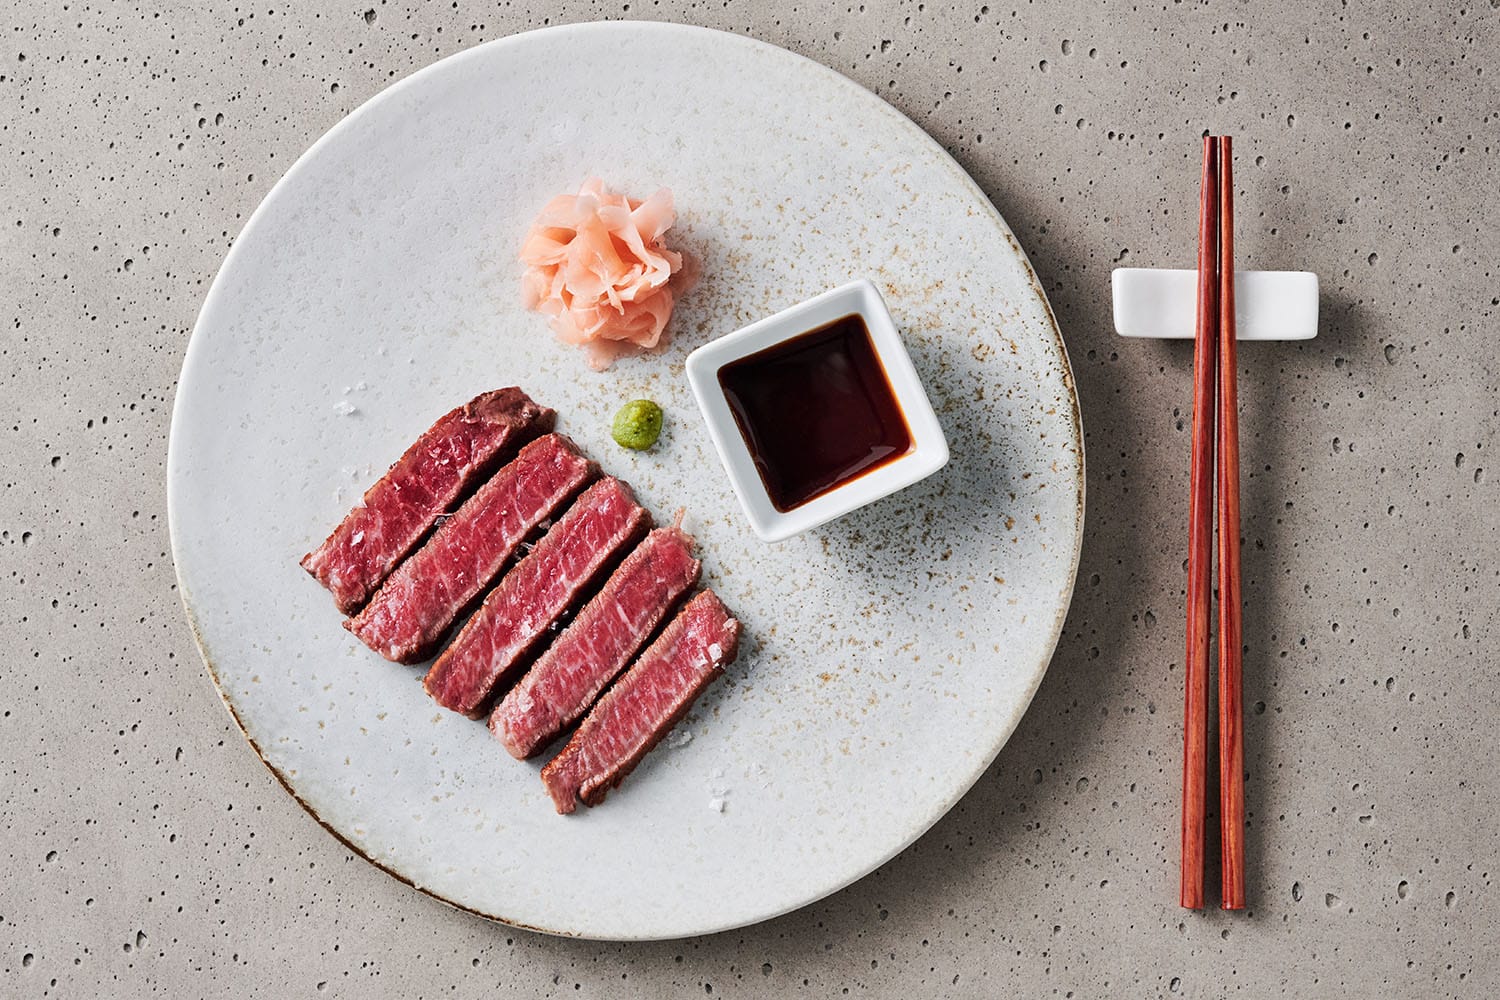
[685,279,949,542]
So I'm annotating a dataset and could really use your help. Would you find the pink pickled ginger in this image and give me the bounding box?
[520,178,686,370]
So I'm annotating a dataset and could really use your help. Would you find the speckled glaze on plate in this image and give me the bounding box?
[167,21,1083,940]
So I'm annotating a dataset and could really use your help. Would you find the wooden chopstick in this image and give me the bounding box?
[1216,135,1247,910]
[1181,135,1248,910]
[1181,135,1218,910]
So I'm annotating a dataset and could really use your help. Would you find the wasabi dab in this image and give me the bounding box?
[611,399,664,450]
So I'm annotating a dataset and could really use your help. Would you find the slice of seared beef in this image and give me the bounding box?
[345,433,593,664]
[541,590,741,813]
[423,477,651,718]
[490,522,700,759]
[301,388,552,615]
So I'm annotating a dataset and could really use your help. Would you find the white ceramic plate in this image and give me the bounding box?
[168,21,1083,940]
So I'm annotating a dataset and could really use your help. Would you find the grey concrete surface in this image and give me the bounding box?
[3,1,1496,996]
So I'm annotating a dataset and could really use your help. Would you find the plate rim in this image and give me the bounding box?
[166,19,1086,940]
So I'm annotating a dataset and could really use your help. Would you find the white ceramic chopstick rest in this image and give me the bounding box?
[1112,268,1319,341]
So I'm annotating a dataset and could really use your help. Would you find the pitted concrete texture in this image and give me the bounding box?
[2,1,1496,996]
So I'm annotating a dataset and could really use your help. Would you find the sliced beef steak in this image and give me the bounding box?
[541,590,741,813]
[345,433,593,664]
[423,477,651,718]
[490,522,700,759]
[301,388,552,615]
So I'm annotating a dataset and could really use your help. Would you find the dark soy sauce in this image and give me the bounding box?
[718,313,913,513]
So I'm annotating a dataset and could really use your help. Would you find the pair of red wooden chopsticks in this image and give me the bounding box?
[1181,135,1245,911]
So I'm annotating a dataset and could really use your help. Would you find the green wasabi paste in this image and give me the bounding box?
[611,399,664,451]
